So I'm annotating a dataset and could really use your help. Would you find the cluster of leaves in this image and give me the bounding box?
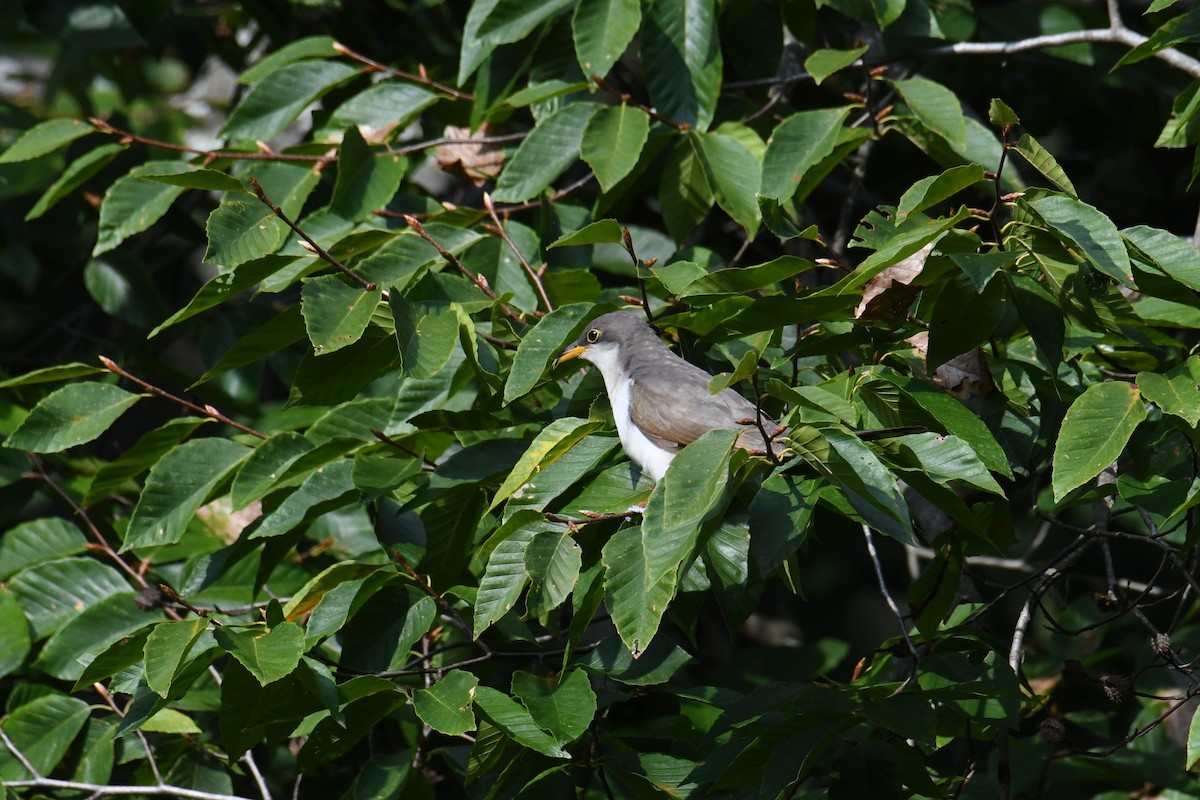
[5,0,1200,797]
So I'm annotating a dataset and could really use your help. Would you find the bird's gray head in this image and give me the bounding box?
[552,311,658,370]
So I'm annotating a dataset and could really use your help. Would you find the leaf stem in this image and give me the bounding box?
[483,192,553,315]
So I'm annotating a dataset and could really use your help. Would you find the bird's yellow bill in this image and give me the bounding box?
[553,345,587,368]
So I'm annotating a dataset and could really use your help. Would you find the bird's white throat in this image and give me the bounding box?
[581,343,676,481]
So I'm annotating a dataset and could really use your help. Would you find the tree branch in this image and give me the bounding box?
[483,192,553,315]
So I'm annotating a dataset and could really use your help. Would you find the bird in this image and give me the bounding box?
[553,310,781,481]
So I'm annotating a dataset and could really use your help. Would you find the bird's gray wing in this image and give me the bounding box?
[627,363,769,449]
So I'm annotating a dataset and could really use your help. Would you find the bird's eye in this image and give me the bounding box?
[586,328,601,343]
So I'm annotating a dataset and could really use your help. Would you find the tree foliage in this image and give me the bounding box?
[4,0,1200,797]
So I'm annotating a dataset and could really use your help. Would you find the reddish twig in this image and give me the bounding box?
[402,215,524,323]
[621,228,654,322]
[247,177,376,291]
[370,428,437,471]
[592,74,690,131]
[90,118,333,165]
[334,42,474,101]
[99,356,267,440]
[391,549,480,646]
[483,193,553,315]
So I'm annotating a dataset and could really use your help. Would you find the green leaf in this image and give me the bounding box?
[691,130,761,235]
[605,429,739,655]
[142,708,202,735]
[0,592,31,680]
[238,36,338,84]
[214,622,306,685]
[476,0,577,43]
[677,255,815,303]
[581,104,650,191]
[0,518,89,580]
[1188,702,1200,769]
[93,161,189,256]
[661,141,714,240]
[505,302,592,403]
[473,686,570,758]
[573,0,641,78]
[0,362,105,389]
[760,107,851,201]
[1026,193,1132,284]
[573,634,694,685]
[144,617,209,698]
[491,417,599,510]
[232,431,316,509]
[525,530,583,616]
[949,250,1016,293]
[0,118,94,164]
[136,166,248,193]
[332,125,407,220]
[204,199,289,269]
[5,382,140,453]
[988,97,1021,127]
[1011,133,1077,196]
[35,592,155,680]
[548,218,624,248]
[1052,381,1147,501]
[124,438,251,551]
[641,0,722,130]
[391,296,460,379]
[302,275,382,355]
[412,669,479,736]
[889,433,1005,496]
[492,103,597,203]
[0,694,90,780]
[511,669,596,745]
[250,459,356,540]
[473,522,541,638]
[7,557,129,639]
[25,143,123,221]
[893,77,967,151]
[1138,357,1200,427]
[896,164,986,219]
[749,472,819,577]
[193,305,307,386]
[1124,224,1200,291]
[220,60,359,141]
[149,256,291,337]
[804,47,868,85]
[321,82,438,139]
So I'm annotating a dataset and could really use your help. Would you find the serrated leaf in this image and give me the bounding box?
[473,524,540,638]
[1012,133,1077,196]
[1026,193,1131,283]
[220,60,359,142]
[391,296,460,379]
[492,103,597,203]
[301,275,382,355]
[204,197,289,269]
[238,36,338,84]
[124,438,251,551]
[214,622,305,685]
[137,166,248,193]
[525,530,583,617]
[93,161,189,256]
[1137,357,1200,427]
[661,141,714,240]
[144,617,209,698]
[34,592,154,680]
[0,694,90,780]
[605,430,739,655]
[505,302,592,403]
[896,164,986,219]
[548,219,624,248]
[0,518,88,581]
[573,0,641,78]
[473,686,570,758]
[413,669,479,736]
[0,362,106,388]
[893,77,967,151]
[476,0,577,43]
[1052,381,1147,501]
[332,125,407,220]
[804,47,868,85]
[7,558,129,639]
[0,592,31,680]
[760,107,851,201]
[491,417,599,510]
[988,98,1021,127]
[677,255,815,303]
[511,669,596,745]
[581,105,649,191]
[0,118,94,164]
[25,143,123,221]
[1124,224,1200,290]
[250,459,356,539]
[641,0,722,130]
[5,382,140,453]
[321,82,438,139]
[691,130,761,236]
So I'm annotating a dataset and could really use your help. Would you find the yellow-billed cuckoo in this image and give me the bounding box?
[553,311,780,481]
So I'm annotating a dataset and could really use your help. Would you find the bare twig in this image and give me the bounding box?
[483,192,553,314]
[862,525,920,664]
[248,178,376,291]
[592,74,689,131]
[391,549,478,645]
[99,356,267,440]
[90,118,334,164]
[389,131,528,157]
[403,215,524,323]
[620,228,654,322]
[334,42,473,100]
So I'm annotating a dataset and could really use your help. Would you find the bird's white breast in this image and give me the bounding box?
[583,345,676,481]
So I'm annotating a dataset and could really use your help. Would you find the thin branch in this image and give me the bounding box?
[370,428,437,471]
[494,172,596,216]
[483,192,553,314]
[99,356,267,440]
[333,42,473,101]
[389,131,528,157]
[248,178,376,291]
[862,525,920,664]
[0,725,42,778]
[620,227,654,323]
[90,118,333,164]
[241,751,273,800]
[592,75,689,131]
[391,549,478,645]
[403,215,524,323]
